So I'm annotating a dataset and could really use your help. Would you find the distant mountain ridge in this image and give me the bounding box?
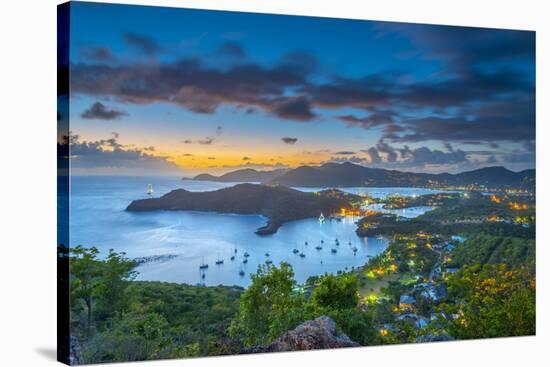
[191,168,290,183]
[190,163,535,189]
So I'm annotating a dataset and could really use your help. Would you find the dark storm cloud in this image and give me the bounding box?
[279,51,318,75]
[71,51,531,127]
[81,102,128,120]
[308,75,392,110]
[281,137,298,144]
[388,98,535,142]
[328,156,368,164]
[71,57,310,120]
[79,46,116,62]
[122,32,159,55]
[271,96,315,121]
[334,151,356,155]
[360,140,469,169]
[72,29,534,144]
[400,146,468,166]
[505,152,535,164]
[392,24,535,70]
[339,109,396,129]
[216,42,247,59]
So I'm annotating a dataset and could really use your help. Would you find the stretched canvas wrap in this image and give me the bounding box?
[57,1,536,364]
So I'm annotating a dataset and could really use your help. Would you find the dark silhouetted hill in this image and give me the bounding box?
[127,183,355,235]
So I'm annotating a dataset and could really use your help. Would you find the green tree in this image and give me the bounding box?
[438,264,535,339]
[230,263,305,346]
[70,246,136,335]
[307,273,377,345]
[309,273,359,310]
[70,246,102,335]
[94,249,137,320]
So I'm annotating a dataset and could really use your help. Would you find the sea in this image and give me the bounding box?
[67,176,451,287]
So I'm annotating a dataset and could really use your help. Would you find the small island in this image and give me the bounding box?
[127,183,359,235]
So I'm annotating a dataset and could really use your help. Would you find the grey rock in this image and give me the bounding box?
[244,316,359,353]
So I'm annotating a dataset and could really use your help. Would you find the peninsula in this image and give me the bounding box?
[127,183,358,235]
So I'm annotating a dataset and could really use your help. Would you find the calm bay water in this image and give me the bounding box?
[69,176,448,287]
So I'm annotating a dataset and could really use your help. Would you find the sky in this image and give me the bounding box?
[63,1,536,176]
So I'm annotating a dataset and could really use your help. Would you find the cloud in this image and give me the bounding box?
[400,145,468,166]
[207,157,216,160]
[197,137,215,145]
[122,32,159,55]
[327,156,368,164]
[68,134,180,174]
[71,31,534,144]
[242,156,252,161]
[182,126,220,145]
[359,139,470,170]
[386,98,535,142]
[338,109,396,129]
[81,102,128,120]
[216,42,247,59]
[334,151,356,155]
[78,46,116,62]
[271,96,315,121]
[281,137,298,144]
[70,56,311,121]
[219,162,289,170]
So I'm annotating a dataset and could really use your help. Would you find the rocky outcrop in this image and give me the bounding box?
[244,316,359,353]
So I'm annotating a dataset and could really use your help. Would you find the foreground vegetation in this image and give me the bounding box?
[69,246,242,363]
[69,190,536,363]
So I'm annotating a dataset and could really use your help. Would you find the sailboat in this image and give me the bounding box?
[199,257,208,270]
[146,184,154,197]
[319,212,325,224]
